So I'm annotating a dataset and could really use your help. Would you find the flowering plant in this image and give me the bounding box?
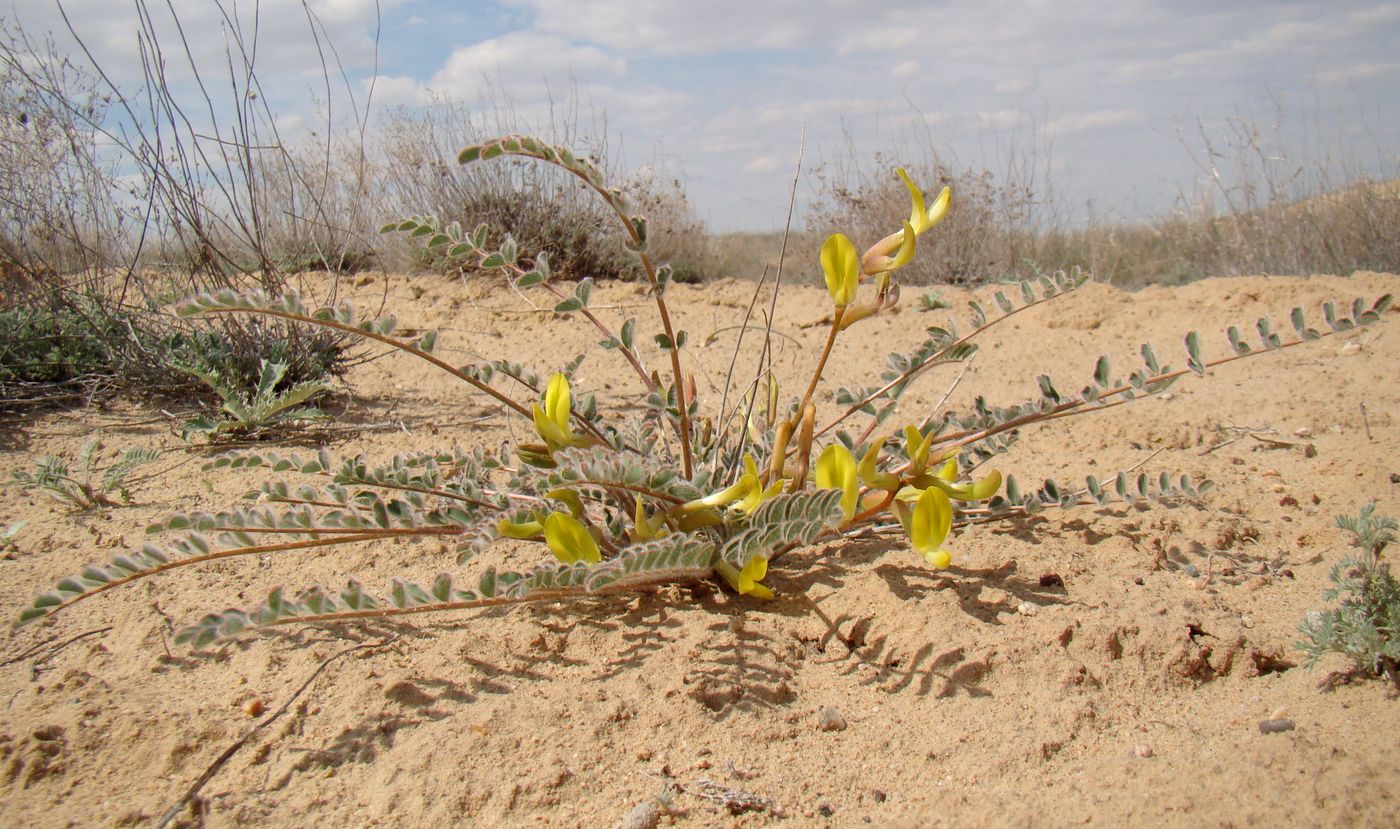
[15,134,1390,646]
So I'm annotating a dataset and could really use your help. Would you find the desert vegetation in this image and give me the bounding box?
[1,4,1398,827]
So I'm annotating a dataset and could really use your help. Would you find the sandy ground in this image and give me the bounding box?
[1,269,1398,828]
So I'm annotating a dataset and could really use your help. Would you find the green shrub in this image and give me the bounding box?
[0,303,126,391]
[11,439,158,511]
[174,358,333,441]
[0,295,349,410]
[1298,503,1400,690]
[159,322,348,401]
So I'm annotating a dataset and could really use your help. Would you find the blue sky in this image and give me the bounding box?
[10,0,1400,231]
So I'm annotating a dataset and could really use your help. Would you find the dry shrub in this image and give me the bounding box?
[1074,178,1400,288]
[808,111,1400,288]
[809,150,1055,286]
[249,137,382,275]
[0,31,136,282]
[376,99,714,282]
[0,11,355,406]
[702,231,811,283]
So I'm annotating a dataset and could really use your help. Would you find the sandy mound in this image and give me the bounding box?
[2,270,1398,827]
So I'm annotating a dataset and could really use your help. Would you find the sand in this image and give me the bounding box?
[1,269,1398,827]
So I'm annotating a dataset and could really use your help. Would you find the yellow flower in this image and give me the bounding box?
[861,170,951,273]
[858,437,900,491]
[894,486,954,568]
[815,443,859,521]
[916,458,1003,502]
[678,454,783,516]
[546,487,585,517]
[532,373,592,451]
[497,514,544,539]
[821,233,860,308]
[631,497,669,542]
[860,220,917,275]
[543,512,601,564]
[903,424,937,476]
[715,554,775,599]
[899,168,952,235]
[739,477,786,515]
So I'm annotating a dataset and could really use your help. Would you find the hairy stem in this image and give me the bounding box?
[475,142,695,477]
[229,566,717,630]
[41,529,460,620]
[538,280,656,393]
[797,306,845,419]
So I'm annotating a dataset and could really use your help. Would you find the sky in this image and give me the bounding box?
[7,0,1399,231]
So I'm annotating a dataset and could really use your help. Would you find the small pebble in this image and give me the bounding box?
[1390,473,1400,484]
[872,789,887,803]
[1183,564,1199,577]
[1270,483,1287,494]
[1258,718,1296,735]
[1279,495,1298,507]
[1038,573,1064,588]
[818,706,848,732]
[1294,427,1313,438]
[617,799,660,829]
[1304,444,1317,459]
[1133,576,1145,585]
[243,698,266,717]
[818,803,835,818]
[1016,601,1039,617]
[1270,706,1288,720]
[635,748,653,761]
[1132,743,1154,758]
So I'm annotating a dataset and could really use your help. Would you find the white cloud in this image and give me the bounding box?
[13,0,392,79]
[1318,61,1400,85]
[972,109,1025,130]
[742,155,781,173]
[7,0,390,104]
[364,30,633,117]
[432,32,625,89]
[367,74,432,107]
[310,0,389,26]
[504,0,839,54]
[370,32,627,105]
[890,60,919,80]
[1049,109,1144,136]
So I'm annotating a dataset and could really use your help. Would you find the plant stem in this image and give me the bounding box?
[40,528,461,620]
[486,142,695,477]
[797,306,845,418]
[538,280,656,393]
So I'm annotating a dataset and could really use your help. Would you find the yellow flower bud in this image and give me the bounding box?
[815,444,859,521]
[820,233,860,308]
[543,512,601,564]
